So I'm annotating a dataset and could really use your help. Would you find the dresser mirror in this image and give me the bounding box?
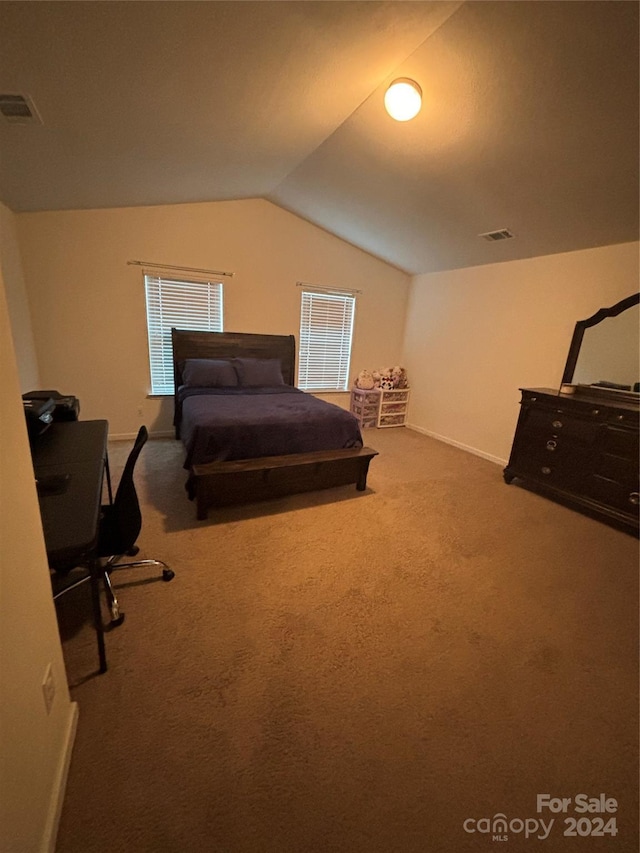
[561,292,640,400]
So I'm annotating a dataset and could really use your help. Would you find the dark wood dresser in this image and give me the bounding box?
[504,387,639,536]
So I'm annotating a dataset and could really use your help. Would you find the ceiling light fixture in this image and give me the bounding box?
[384,78,422,122]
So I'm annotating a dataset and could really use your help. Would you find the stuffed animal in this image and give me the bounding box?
[392,366,408,389]
[354,369,375,390]
[379,369,395,391]
[371,370,382,388]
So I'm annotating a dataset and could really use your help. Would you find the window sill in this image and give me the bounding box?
[303,389,349,395]
[148,389,350,397]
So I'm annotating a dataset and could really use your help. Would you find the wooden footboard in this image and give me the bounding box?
[190,446,378,520]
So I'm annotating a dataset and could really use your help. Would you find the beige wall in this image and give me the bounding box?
[0,201,39,390]
[0,206,77,853]
[403,241,640,463]
[16,198,410,437]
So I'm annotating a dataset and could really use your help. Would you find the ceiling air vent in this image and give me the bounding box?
[479,228,514,241]
[0,93,42,124]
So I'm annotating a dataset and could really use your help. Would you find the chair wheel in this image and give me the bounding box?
[162,569,175,581]
[109,600,124,624]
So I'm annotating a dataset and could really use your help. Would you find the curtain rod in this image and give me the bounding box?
[127,260,234,278]
[296,280,361,295]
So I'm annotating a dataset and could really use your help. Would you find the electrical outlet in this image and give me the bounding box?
[42,663,56,714]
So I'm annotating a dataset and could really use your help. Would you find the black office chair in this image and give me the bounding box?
[97,425,175,626]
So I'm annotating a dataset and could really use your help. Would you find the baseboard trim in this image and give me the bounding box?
[111,425,507,466]
[41,701,79,853]
[406,423,507,467]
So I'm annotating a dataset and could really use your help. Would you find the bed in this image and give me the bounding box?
[171,328,378,519]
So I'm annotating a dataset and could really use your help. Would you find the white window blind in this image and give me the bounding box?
[144,274,223,394]
[298,290,355,391]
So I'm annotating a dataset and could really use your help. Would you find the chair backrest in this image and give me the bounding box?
[109,426,148,553]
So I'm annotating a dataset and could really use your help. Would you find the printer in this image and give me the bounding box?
[22,390,80,444]
[22,389,80,422]
[23,396,56,442]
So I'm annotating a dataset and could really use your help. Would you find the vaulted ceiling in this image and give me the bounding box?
[0,1,637,274]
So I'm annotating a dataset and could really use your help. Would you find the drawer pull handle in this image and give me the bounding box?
[630,492,640,506]
[541,466,552,475]
[530,396,537,402]
[617,414,625,421]
[591,409,600,416]
[551,420,563,429]
[546,440,557,451]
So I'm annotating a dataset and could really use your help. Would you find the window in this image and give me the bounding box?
[298,289,356,391]
[144,274,224,394]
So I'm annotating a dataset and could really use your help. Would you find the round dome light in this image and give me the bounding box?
[384,78,422,122]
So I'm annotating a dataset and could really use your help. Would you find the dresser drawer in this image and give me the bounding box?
[599,424,639,460]
[378,412,406,428]
[519,405,602,444]
[586,474,640,515]
[593,451,640,489]
[509,449,589,489]
[379,401,407,415]
[521,389,637,424]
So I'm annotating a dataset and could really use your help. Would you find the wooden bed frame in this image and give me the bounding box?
[171,328,378,519]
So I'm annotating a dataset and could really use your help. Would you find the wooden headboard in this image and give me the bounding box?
[171,328,297,434]
[171,328,296,387]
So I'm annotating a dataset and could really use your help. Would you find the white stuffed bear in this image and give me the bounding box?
[354,369,375,390]
[392,366,408,389]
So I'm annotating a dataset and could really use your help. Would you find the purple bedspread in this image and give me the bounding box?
[179,386,363,468]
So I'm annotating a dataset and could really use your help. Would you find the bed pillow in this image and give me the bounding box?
[233,357,285,387]
[182,358,238,388]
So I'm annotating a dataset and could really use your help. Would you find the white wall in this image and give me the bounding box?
[403,241,640,463]
[15,198,410,436]
[0,203,77,853]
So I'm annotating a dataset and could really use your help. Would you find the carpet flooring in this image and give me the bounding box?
[54,427,639,852]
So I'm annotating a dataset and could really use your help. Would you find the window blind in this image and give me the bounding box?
[144,275,223,394]
[298,290,355,391]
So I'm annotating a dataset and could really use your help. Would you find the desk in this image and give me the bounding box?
[32,419,109,672]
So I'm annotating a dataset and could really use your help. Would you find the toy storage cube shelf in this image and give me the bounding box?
[350,388,380,429]
[377,388,410,428]
[350,388,410,428]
